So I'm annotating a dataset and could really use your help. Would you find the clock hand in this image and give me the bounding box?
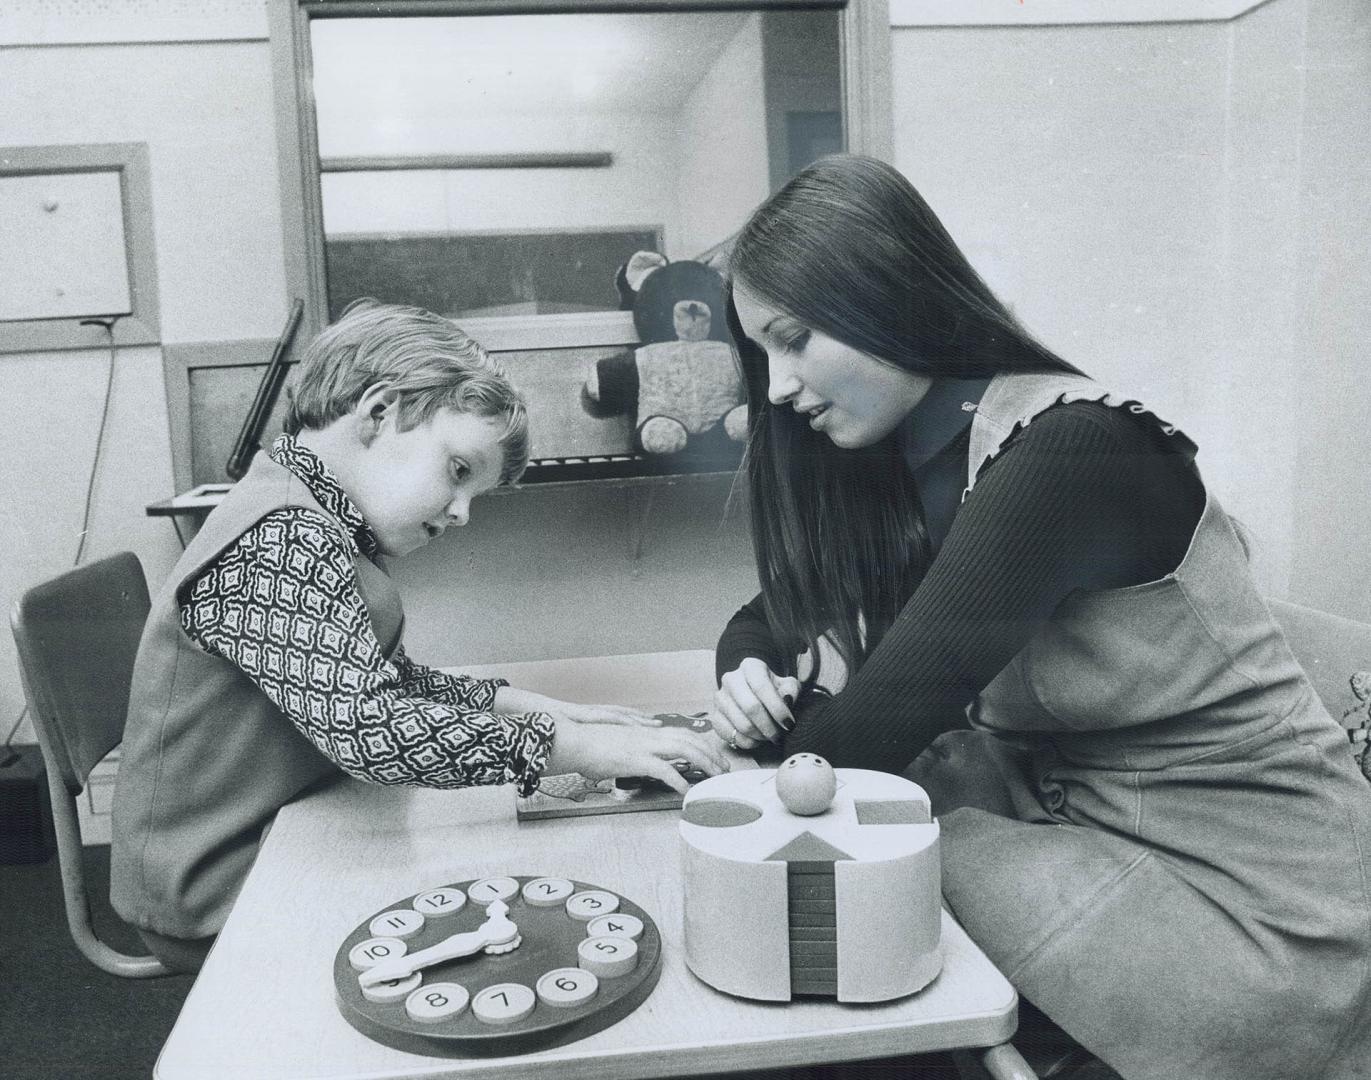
[358,899,521,987]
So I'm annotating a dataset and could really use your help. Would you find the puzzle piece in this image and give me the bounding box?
[613,760,709,793]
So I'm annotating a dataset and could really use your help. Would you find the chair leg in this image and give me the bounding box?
[981,1044,1039,1080]
[44,764,170,978]
[953,1045,1040,1080]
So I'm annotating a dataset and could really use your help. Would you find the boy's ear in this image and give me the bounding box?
[354,382,399,443]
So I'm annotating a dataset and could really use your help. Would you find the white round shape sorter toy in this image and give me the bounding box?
[679,766,942,1003]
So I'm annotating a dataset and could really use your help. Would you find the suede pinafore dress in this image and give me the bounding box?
[910,372,1371,1080]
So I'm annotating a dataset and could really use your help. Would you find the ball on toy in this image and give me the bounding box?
[775,753,836,815]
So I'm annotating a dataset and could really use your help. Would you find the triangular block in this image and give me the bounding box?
[765,831,851,862]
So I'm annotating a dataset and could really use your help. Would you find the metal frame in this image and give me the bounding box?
[321,152,614,171]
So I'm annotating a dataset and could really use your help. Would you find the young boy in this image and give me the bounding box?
[110,300,727,972]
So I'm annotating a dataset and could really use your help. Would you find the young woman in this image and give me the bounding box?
[713,154,1371,1080]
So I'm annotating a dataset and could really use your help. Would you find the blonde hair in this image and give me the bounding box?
[284,299,530,483]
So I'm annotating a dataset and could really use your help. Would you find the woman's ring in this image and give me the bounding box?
[727,732,739,751]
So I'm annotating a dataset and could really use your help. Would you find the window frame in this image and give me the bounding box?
[267,0,894,353]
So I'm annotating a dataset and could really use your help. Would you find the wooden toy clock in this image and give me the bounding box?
[680,754,943,1003]
[333,875,662,1055]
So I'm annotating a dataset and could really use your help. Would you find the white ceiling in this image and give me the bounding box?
[311,12,755,118]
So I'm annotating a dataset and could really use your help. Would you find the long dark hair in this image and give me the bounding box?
[730,154,1079,683]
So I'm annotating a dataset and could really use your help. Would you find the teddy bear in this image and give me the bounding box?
[583,250,748,457]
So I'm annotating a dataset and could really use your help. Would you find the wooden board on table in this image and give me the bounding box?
[515,712,743,822]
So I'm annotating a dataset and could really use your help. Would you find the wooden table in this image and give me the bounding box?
[155,652,1033,1080]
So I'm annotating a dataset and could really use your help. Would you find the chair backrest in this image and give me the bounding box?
[10,551,150,795]
[1268,597,1371,721]
[9,552,171,977]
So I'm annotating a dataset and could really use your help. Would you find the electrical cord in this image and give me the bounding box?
[3,316,121,751]
[2,708,27,754]
[73,317,119,567]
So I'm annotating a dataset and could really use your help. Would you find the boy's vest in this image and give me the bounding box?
[111,451,404,938]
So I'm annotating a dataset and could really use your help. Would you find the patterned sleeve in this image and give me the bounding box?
[389,646,509,710]
[179,508,555,795]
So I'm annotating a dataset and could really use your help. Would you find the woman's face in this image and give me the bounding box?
[732,285,932,449]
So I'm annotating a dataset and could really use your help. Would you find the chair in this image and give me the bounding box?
[9,551,170,977]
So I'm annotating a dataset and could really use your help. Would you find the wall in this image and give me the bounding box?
[675,15,770,258]
[1287,0,1371,616]
[395,477,753,665]
[890,0,1371,615]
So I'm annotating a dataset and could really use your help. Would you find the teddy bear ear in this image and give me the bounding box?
[700,246,732,277]
[623,250,669,294]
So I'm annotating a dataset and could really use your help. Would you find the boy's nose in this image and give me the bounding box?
[447,495,470,527]
[767,355,801,405]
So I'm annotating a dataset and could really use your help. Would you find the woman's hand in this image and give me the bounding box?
[544,718,731,793]
[711,658,802,750]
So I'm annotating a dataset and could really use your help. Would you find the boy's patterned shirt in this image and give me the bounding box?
[179,434,554,795]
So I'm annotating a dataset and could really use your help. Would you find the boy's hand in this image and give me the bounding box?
[493,686,658,727]
[544,718,731,794]
[556,701,661,727]
[711,658,801,750]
